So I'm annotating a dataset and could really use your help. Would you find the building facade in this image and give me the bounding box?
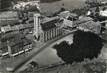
[9,37,32,56]
[0,34,32,57]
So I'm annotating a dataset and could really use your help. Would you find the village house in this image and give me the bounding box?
[0,33,32,57]
[58,11,78,27]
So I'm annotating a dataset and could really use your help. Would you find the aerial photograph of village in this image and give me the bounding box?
[0,0,107,73]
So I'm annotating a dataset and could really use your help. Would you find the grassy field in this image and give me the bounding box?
[40,0,107,16]
[40,0,86,16]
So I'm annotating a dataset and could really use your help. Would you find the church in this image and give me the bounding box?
[33,13,64,43]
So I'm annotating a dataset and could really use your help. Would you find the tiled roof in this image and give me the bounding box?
[9,37,32,48]
[9,39,22,47]
[0,20,19,27]
[79,17,93,22]
[58,11,77,18]
[8,34,31,45]
[1,32,25,42]
[0,32,32,51]
[1,23,34,33]
[0,11,17,18]
[78,21,101,34]
[73,17,93,25]
[0,11,18,27]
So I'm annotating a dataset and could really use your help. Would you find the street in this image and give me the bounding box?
[13,31,75,72]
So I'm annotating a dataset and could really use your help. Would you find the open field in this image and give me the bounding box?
[40,0,86,15]
[40,0,107,16]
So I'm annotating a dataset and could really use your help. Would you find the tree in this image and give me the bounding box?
[53,30,103,64]
[85,0,102,7]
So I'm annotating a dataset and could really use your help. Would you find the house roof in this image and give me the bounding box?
[79,16,93,21]
[1,32,25,42]
[21,23,34,30]
[74,17,93,25]
[0,11,18,27]
[58,11,77,18]
[0,20,19,27]
[9,37,32,48]
[78,21,101,34]
[0,11,18,19]
[8,34,32,46]
[0,32,32,50]
[0,34,24,49]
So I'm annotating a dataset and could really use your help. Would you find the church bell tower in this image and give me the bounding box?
[33,13,41,41]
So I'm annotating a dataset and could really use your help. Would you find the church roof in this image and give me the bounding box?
[41,17,60,31]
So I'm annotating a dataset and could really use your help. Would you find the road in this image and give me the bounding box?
[11,30,76,72]
[32,33,73,66]
[7,28,107,73]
